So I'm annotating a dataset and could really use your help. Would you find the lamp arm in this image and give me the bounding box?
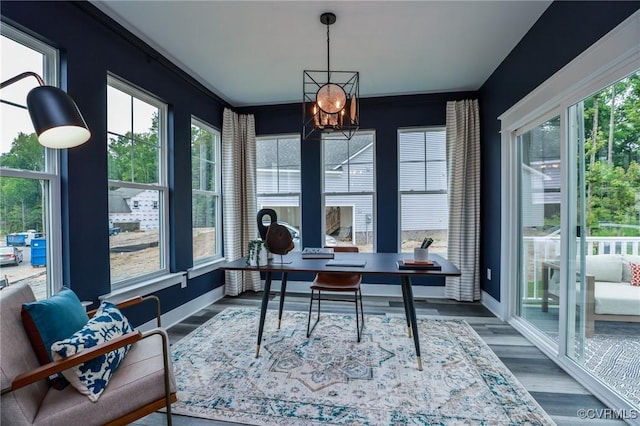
[0,71,45,90]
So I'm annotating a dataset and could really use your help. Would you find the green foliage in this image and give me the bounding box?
[107,113,159,184]
[0,133,45,235]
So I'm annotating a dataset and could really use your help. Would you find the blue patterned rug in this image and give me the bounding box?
[170,308,555,425]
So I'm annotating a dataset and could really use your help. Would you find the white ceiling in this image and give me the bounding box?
[91,1,551,107]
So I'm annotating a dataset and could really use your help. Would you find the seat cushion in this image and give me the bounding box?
[313,272,362,290]
[34,332,176,425]
[594,281,640,315]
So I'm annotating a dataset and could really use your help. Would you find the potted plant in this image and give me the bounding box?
[247,239,269,267]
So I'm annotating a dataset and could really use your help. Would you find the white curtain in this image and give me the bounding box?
[222,108,261,295]
[445,99,481,301]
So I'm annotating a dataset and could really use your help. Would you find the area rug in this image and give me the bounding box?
[548,332,640,408]
[170,308,555,425]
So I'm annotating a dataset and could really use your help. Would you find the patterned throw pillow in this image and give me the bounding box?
[630,262,640,286]
[51,301,134,402]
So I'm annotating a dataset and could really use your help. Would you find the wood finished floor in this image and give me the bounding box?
[135,292,627,426]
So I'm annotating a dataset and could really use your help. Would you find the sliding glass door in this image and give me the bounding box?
[566,72,640,409]
[516,116,562,340]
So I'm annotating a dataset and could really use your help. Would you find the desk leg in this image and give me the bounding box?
[256,271,272,358]
[401,275,422,371]
[277,272,288,329]
[401,279,412,338]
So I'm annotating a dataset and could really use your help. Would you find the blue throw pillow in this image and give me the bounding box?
[21,287,89,388]
[51,301,134,402]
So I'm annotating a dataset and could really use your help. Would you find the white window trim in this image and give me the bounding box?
[107,74,170,290]
[499,9,640,414]
[1,25,63,296]
[190,116,223,270]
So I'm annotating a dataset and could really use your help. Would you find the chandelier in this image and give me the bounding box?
[303,12,359,140]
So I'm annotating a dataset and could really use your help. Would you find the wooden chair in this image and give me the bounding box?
[0,283,177,425]
[307,246,364,342]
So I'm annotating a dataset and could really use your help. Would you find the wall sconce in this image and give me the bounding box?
[0,71,90,149]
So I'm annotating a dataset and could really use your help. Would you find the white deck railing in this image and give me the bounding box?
[522,236,640,300]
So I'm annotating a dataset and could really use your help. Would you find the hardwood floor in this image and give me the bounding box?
[135,291,627,426]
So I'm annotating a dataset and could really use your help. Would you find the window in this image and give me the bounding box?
[323,131,375,252]
[398,128,448,254]
[256,135,301,246]
[191,117,221,263]
[107,75,168,288]
[0,25,61,299]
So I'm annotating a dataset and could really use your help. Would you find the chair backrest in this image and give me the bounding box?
[1,283,48,425]
[329,246,359,253]
[316,246,362,284]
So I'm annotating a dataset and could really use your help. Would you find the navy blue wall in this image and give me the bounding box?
[478,1,639,300]
[1,1,230,323]
[3,1,638,319]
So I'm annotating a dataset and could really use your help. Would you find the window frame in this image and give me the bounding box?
[322,130,376,251]
[0,24,63,298]
[190,116,223,267]
[106,74,170,291]
[256,134,302,240]
[397,127,448,253]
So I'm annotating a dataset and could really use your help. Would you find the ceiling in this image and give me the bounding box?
[91,1,551,107]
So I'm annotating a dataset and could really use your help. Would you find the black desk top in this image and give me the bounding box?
[220,252,461,277]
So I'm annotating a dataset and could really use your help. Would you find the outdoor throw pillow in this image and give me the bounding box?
[51,301,134,402]
[630,262,640,286]
[21,287,89,389]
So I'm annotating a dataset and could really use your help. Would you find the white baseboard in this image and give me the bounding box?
[271,280,446,299]
[481,290,505,320]
[140,281,447,332]
[138,286,225,331]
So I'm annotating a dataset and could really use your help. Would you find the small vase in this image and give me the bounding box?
[258,246,269,266]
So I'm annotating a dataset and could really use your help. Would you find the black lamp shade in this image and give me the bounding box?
[26,86,91,149]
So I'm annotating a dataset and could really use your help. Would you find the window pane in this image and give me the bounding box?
[399,128,448,253]
[191,120,220,262]
[325,194,374,252]
[192,193,217,259]
[257,136,301,194]
[0,35,46,171]
[107,86,161,185]
[108,187,161,282]
[400,193,448,253]
[0,176,48,297]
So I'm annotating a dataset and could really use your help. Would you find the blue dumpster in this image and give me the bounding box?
[6,233,27,246]
[31,238,46,267]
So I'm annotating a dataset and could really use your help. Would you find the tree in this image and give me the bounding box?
[0,133,45,235]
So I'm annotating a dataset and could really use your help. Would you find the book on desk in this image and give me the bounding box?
[397,259,442,270]
[301,247,335,259]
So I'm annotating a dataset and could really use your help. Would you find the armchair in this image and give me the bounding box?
[1,283,176,425]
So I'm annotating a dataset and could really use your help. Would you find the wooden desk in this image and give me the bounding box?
[220,252,461,370]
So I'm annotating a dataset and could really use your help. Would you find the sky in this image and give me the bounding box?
[1,35,42,156]
[1,33,156,157]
